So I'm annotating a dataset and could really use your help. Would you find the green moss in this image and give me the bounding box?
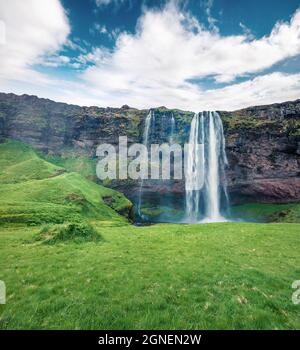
[223,115,278,132]
[231,202,300,223]
[283,118,300,137]
[141,207,163,217]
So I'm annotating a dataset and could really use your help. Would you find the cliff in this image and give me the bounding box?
[0,92,299,204]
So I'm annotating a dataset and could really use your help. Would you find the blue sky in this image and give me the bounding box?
[62,0,300,43]
[0,0,300,110]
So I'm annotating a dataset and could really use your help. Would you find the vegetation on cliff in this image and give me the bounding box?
[231,203,300,223]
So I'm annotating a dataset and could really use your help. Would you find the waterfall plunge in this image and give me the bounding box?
[185,113,204,222]
[137,110,175,220]
[137,110,154,218]
[185,111,229,223]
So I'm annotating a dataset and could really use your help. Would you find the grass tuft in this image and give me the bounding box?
[34,222,102,244]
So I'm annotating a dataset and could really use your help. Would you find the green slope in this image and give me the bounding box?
[0,140,132,224]
[43,152,97,181]
[0,141,65,183]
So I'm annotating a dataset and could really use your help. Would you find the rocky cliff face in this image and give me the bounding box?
[0,92,299,204]
[221,102,300,203]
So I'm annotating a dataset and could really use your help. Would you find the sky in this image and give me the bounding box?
[0,0,300,111]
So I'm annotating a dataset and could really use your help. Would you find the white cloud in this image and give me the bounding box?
[239,22,254,40]
[90,22,121,41]
[202,0,219,33]
[0,20,5,44]
[77,47,111,66]
[95,0,113,5]
[0,0,70,83]
[41,54,70,68]
[91,23,108,35]
[79,2,300,109]
[199,72,300,111]
[95,0,127,8]
[0,0,300,111]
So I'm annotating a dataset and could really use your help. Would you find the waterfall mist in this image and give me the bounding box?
[185,111,229,223]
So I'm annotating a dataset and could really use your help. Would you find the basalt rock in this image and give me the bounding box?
[0,92,299,204]
[220,101,300,204]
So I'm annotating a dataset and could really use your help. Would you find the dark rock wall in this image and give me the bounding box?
[220,101,300,203]
[0,92,299,204]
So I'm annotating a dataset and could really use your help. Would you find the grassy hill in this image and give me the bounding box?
[0,140,132,225]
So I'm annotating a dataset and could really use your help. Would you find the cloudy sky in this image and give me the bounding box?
[0,0,300,110]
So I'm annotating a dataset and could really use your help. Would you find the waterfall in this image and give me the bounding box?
[185,113,204,222]
[137,110,176,220]
[169,113,175,144]
[137,110,154,218]
[185,111,229,222]
[143,110,154,148]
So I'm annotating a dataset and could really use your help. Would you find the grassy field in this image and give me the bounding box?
[0,139,299,330]
[0,222,300,329]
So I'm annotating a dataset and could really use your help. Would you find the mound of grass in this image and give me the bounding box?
[34,222,102,244]
[0,140,132,224]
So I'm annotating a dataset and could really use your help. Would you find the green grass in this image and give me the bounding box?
[231,203,300,223]
[43,152,97,181]
[0,140,65,184]
[0,140,132,225]
[0,222,299,329]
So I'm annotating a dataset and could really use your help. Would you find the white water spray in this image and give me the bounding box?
[137,110,154,217]
[185,111,229,222]
[169,113,175,144]
[185,113,205,222]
